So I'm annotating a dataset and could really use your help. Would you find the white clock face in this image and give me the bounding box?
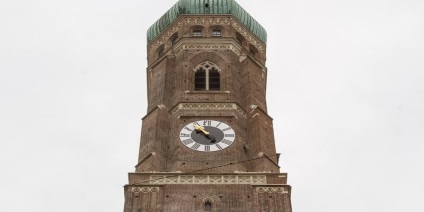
[179,120,236,152]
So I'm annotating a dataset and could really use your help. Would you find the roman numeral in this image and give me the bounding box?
[182,139,194,145]
[204,145,210,152]
[203,120,211,126]
[191,143,200,150]
[180,133,190,137]
[215,122,221,127]
[215,144,222,150]
[194,121,200,126]
[222,127,231,131]
[184,127,192,131]
[224,134,235,137]
[221,139,232,145]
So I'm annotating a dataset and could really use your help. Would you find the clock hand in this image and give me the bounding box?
[208,135,216,143]
[193,124,209,135]
[193,124,216,143]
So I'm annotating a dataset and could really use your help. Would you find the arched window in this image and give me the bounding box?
[204,200,212,211]
[235,32,245,45]
[169,32,178,46]
[249,44,260,60]
[191,25,204,37]
[156,44,165,58]
[194,61,220,91]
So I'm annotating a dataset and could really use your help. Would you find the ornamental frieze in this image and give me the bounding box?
[131,187,160,193]
[150,175,266,185]
[174,43,241,56]
[169,103,246,116]
[256,187,288,194]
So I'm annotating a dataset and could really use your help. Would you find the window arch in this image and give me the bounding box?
[156,44,165,58]
[210,25,223,37]
[203,197,214,212]
[190,25,205,37]
[169,32,178,46]
[235,32,246,46]
[194,61,220,91]
[249,44,259,57]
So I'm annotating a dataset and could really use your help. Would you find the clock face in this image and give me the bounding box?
[179,120,236,152]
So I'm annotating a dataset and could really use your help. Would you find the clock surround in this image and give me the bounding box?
[179,120,236,152]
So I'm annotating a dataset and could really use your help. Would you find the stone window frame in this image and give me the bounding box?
[203,197,214,211]
[194,61,221,91]
[169,32,178,46]
[249,44,260,60]
[190,25,205,37]
[156,44,165,58]
[209,25,223,37]
[235,32,246,46]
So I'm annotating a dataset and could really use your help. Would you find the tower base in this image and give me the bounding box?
[124,172,292,212]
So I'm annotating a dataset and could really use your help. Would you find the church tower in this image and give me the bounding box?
[123,0,292,211]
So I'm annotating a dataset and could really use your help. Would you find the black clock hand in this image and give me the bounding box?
[207,134,216,143]
[196,130,216,143]
[194,124,216,142]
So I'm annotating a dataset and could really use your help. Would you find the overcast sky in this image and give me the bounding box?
[1,0,423,211]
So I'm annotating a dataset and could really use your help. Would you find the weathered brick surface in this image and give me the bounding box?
[124,173,291,212]
[124,14,292,212]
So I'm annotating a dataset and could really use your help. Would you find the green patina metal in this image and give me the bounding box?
[147,0,267,43]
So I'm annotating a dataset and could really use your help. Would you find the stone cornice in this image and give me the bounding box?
[148,15,266,55]
[169,102,247,117]
[149,174,267,185]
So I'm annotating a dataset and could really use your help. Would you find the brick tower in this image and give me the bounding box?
[123,0,292,211]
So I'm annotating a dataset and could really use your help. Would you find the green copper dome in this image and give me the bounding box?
[147,0,267,43]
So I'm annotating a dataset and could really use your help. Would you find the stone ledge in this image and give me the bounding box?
[149,174,266,185]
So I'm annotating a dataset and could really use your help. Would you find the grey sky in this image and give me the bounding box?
[1,0,423,211]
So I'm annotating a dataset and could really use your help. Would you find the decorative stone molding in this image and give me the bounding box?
[231,22,265,52]
[131,187,160,193]
[203,197,214,203]
[256,187,288,194]
[175,43,241,56]
[184,17,232,26]
[149,17,265,54]
[169,103,246,116]
[193,61,222,73]
[150,175,266,185]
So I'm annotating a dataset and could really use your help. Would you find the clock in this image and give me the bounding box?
[179,120,236,152]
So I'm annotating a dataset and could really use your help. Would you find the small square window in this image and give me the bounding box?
[212,30,222,37]
[193,30,202,37]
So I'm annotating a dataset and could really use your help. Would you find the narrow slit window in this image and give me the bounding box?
[157,45,165,58]
[158,48,165,57]
[205,200,212,211]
